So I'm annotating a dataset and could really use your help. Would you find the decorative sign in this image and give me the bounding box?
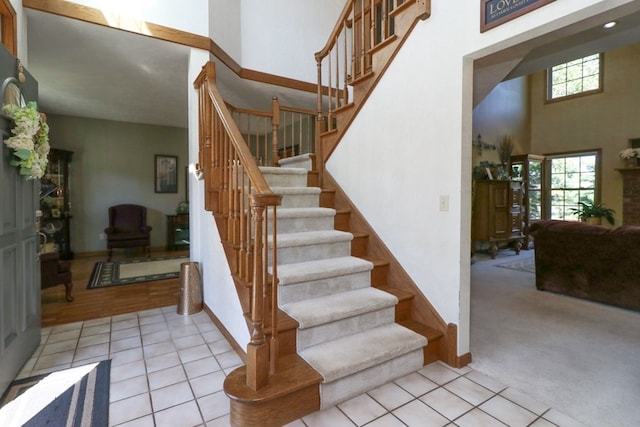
[481,0,555,32]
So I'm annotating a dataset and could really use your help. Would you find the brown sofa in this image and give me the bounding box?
[529,220,640,312]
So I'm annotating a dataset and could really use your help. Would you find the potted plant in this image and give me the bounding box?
[618,148,640,168]
[570,201,616,225]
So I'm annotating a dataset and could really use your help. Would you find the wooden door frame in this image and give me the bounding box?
[0,0,16,56]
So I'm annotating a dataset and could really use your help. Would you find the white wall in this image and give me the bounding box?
[240,0,344,82]
[67,0,209,35]
[210,0,242,61]
[327,0,640,356]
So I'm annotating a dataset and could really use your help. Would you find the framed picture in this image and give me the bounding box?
[481,0,555,33]
[155,155,178,193]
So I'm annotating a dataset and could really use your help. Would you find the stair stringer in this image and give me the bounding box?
[322,171,472,368]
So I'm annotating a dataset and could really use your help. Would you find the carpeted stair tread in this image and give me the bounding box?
[299,323,428,383]
[260,166,308,175]
[281,287,398,329]
[277,207,336,219]
[273,230,353,248]
[270,186,322,195]
[275,256,373,285]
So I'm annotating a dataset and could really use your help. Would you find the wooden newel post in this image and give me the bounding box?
[271,97,280,166]
[246,193,281,391]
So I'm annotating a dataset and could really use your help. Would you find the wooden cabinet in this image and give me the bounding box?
[40,148,73,259]
[511,154,545,248]
[472,180,524,259]
[167,214,189,250]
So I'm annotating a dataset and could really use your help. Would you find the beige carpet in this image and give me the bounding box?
[470,250,640,427]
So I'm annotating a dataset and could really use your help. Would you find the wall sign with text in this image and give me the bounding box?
[481,0,555,32]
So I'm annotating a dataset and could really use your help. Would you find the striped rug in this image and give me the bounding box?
[0,360,110,427]
[87,256,188,289]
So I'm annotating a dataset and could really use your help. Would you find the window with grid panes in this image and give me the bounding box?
[547,152,598,221]
[547,54,602,101]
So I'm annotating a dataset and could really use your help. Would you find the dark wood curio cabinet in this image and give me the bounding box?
[40,148,73,259]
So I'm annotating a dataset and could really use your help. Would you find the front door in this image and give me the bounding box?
[0,46,41,393]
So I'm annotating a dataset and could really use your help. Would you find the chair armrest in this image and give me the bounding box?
[40,252,60,263]
[57,260,71,273]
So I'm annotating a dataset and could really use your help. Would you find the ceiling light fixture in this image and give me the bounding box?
[603,21,617,29]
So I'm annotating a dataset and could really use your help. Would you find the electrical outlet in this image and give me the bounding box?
[439,195,449,212]
[99,233,106,240]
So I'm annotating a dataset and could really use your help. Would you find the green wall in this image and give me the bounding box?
[46,114,188,254]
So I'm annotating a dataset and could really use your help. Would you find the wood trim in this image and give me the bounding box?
[22,0,318,94]
[445,323,471,368]
[0,0,17,56]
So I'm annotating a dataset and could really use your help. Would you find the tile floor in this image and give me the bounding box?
[16,305,586,427]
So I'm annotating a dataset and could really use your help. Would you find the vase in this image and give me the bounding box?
[625,158,639,168]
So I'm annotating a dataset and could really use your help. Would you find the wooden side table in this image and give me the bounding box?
[167,214,189,250]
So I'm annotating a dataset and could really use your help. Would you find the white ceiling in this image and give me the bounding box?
[25,9,318,129]
[25,5,640,129]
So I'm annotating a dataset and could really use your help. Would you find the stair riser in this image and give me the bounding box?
[319,349,424,409]
[297,307,396,351]
[319,191,335,208]
[279,271,372,305]
[263,173,308,188]
[279,194,320,209]
[271,241,351,265]
[278,156,313,171]
[270,216,335,235]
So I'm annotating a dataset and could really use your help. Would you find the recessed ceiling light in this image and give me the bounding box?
[603,21,617,29]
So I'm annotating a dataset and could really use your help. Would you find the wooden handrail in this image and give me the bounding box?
[194,61,282,390]
[315,1,354,61]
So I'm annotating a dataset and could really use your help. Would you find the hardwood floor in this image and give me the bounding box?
[41,249,189,327]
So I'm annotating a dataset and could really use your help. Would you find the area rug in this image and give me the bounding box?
[87,256,188,289]
[0,360,110,426]
[495,255,536,274]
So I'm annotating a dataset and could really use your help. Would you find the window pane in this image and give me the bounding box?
[565,157,580,173]
[565,191,580,205]
[580,173,595,188]
[565,172,580,188]
[581,155,596,171]
[551,159,565,174]
[550,173,564,188]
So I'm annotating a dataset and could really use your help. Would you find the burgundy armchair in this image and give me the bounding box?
[40,252,73,302]
[105,204,152,261]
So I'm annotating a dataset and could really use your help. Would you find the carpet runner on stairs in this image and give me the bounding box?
[262,163,427,409]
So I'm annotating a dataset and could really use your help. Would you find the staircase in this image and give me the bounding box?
[262,159,427,409]
[195,1,466,424]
